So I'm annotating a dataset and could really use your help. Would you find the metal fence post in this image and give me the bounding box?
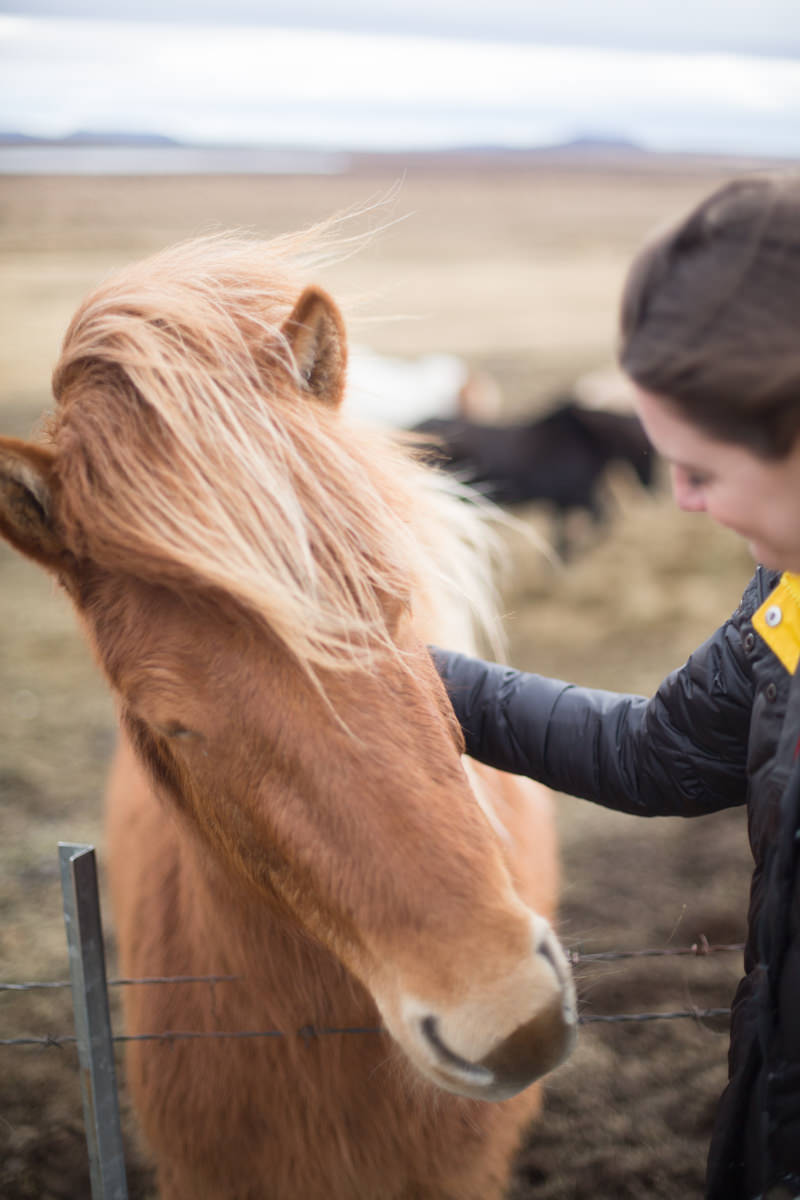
[59,842,128,1200]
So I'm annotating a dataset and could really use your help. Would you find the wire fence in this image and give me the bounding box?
[1,842,747,1200]
[1,937,745,1046]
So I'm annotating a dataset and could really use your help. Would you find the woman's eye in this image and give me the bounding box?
[686,470,711,489]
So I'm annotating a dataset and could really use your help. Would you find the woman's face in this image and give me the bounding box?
[634,387,800,572]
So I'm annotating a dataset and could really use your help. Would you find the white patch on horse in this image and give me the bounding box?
[463,758,512,846]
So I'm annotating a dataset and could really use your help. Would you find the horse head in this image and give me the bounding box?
[0,235,575,1103]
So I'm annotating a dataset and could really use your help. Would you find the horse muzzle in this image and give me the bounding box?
[376,915,577,1102]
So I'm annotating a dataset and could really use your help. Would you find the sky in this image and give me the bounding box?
[3,0,798,57]
[1,2,799,158]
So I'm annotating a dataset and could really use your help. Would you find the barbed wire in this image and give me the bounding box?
[566,936,744,964]
[0,1025,384,1047]
[0,938,742,1046]
[0,974,237,992]
[0,938,745,995]
[580,1007,731,1026]
[0,1007,733,1048]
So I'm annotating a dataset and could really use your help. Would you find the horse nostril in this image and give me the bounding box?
[538,931,568,988]
[420,1016,491,1080]
[537,932,577,1026]
[540,937,560,975]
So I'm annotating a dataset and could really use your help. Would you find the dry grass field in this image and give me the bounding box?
[0,155,765,1198]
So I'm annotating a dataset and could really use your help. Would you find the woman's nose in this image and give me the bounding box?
[671,465,706,513]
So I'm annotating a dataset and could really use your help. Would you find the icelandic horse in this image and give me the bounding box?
[0,231,576,1200]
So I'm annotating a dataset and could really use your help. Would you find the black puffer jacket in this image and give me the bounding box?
[433,565,800,1200]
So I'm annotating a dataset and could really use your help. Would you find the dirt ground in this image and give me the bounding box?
[0,156,765,1198]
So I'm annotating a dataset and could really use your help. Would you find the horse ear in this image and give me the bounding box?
[0,438,67,569]
[282,286,347,408]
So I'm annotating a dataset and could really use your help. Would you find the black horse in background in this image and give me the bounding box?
[412,400,658,558]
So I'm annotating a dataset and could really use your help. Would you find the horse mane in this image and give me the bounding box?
[48,230,504,672]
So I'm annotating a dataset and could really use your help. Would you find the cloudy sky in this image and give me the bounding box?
[1,1,798,157]
[3,0,798,56]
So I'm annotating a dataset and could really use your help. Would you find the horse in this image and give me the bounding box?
[413,400,656,558]
[0,231,576,1200]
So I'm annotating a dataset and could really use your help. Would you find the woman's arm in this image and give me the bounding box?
[432,576,763,818]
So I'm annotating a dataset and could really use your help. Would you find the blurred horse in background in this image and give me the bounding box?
[414,399,657,558]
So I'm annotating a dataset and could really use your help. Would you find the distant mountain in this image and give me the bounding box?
[553,134,643,154]
[434,135,646,157]
[1,130,771,171]
[63,130,181,147]
[0,130,181,147]
[0,129,652,165]
[0,132,43,145]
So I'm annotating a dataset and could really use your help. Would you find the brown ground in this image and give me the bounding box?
[0,156,764,1198]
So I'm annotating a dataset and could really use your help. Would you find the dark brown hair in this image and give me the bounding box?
[619,174,800,458]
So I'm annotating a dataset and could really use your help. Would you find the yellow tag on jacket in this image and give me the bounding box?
[752,572,800,674]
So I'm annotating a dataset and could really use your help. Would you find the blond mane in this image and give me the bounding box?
[48,231,503,671]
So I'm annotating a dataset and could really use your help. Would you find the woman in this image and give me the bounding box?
[432,174,800,1200]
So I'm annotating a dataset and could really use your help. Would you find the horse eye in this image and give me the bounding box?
[155,722,201,741]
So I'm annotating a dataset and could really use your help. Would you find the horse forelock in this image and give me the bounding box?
[48,233,503,670]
